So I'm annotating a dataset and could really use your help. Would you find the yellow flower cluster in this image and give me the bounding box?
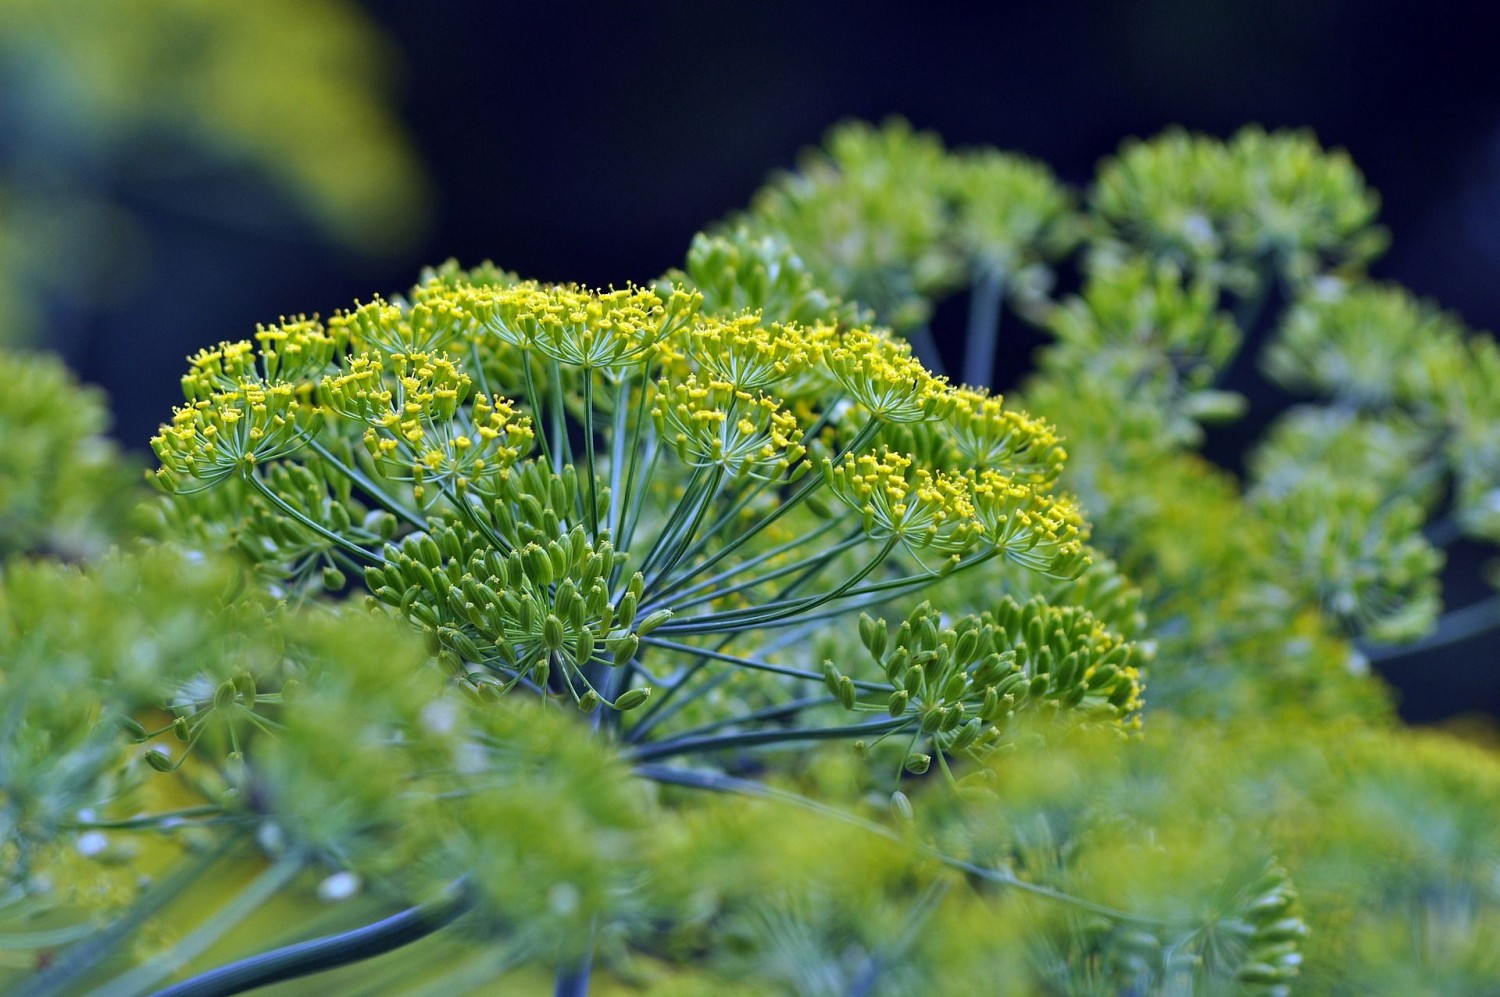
[970,470,1089,577]
[652,375,808,479]
[822,326,952,423]
[473,282,701,375]
[944,387,1067,482]
[321,351,533,500]
[824,449,979,554]
[677,314,818,391]
[153,380,320,492]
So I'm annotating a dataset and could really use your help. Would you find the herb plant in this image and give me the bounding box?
[4,120,1499,995]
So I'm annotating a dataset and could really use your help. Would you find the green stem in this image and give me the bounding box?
[246,473,379,564]
[640,637,888,693]
[628,717,906,763]
[307,438,425,530]
[150,882,470,997]
[645,516,845,608]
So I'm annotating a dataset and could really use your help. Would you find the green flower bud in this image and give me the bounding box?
[613,687,652,711]
[542,614,566,651]
[904,753,931,775]
[635,609,672,636]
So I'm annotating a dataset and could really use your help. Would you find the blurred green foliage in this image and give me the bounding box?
[3,120,1500,995]
[0,0,427,344]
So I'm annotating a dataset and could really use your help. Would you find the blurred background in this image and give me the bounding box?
[2,0,1497,721]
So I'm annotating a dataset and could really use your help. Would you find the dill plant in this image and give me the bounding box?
[3,119,1500,996]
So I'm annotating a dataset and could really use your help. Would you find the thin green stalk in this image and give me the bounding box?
[246,473,380,564]
[654,419,879,590]
[633,466,710,580]
[652,530,864,615]
[87,853,305,997]
[648,694,838,743]
[607,373,632,542]
[646,516,846,608]
[961,266,1004,389]
[652,539,897,634]
[628,716,906,763]
[308,438,426,529]
[615,372,658,556]
[581,373,600,537]
[640,637,888,693]
[521,351,556,473]
[548,360,574,478]
[643,468,729,591]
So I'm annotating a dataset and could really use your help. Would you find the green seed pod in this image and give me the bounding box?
[235,672,257,703]
[364,510,398,540]
[542,614,566,651]
[904,753,931,775]
[547,541,569,580]
[888,689,910,717]
[953,627,980,663]
[575,628,595,664]
[904,664,925,697]
[438,527,463,562]
[524,545,553,586]
[120,717,150,742]
[837,675,857,710]
[577,689,601,712]
[364,566,390,591]
[409,602,441,629]
[981,686,1000,721]
[950,717,982,750]
[941,672,968,702]
[1032,646,1053,676]
[617,592,639,629]
[614,687,652,711]
[890,790,914,821]
[585,581,609,619]
[214,680,238,711]
[1053,651,1081,691]
[173,716,192,741]
[858,613,888,659]
[609,633,639,666]
[144,749,176,772]
[822,661,843,697]
[1086,664,1120,690]
[883,646,910,682]
[570,526,589,565]
[580,552,604,588]
[532,657,550,689]
[940,703,965,731]
[1028,674,1050,699]
[418,534,443,568]
[555,579,579,618]
[1236,963,1292,985]
[920,706,946,734]
[635,609,672,636]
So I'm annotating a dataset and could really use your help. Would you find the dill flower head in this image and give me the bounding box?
[152,268,1107,770]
